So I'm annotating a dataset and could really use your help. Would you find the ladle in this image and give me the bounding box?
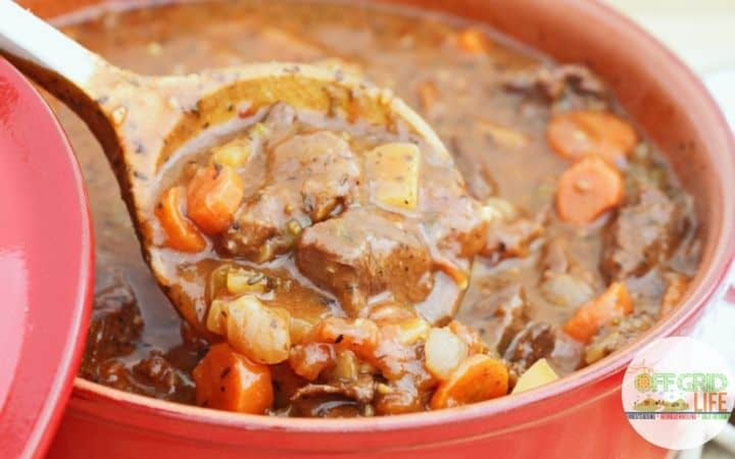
[0,0,448,325]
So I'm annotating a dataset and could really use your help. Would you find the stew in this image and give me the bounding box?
[50,0,701,417]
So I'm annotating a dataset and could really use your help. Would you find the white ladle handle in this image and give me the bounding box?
[0,0,101,89]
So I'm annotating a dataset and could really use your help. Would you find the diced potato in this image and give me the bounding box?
[206,299,229,335]
[225,295,291,364]
[424,327,469,381]
[396,317,431,345]
[226,267,269,295]
[365,142,420,210]
[512,358,559,394]
[211,137,253,168]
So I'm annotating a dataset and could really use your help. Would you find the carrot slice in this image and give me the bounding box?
[430,354,509,409]
[563,282,633,343]
[155,186,206,252]
[556,156,623,224]
[192,342,273,414]
[187,164,244,235]
[547,110,637,163]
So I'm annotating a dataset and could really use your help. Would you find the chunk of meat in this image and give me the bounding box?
[132,351,188,397]
[290,374,376,404]
[423,185,488,263]
[503,322,556,383]
[224,129,360,261]
[81,282,143,365]
[503,64,608,102]
[417,156,488,280]
[374,369,436,415]
[297,209,433,315]
[601,187,683,280]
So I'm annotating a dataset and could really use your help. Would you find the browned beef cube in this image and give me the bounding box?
[421,175,488,263]
[224,130,360,261]
[296,209,433,316]
[601,187,683,280]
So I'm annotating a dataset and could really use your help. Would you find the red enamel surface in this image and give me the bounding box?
[0,57,93,458]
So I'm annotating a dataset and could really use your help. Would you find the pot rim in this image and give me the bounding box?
[69,0,735,435]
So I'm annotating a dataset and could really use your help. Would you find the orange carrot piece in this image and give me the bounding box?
[187,164,244,235]
[456,28,491,54]
[155,186,206,252]
[563,282,633,343]
[192,342,273,414]
[430,354,509,409]
[547,110,637,163]
[556,156,624,224]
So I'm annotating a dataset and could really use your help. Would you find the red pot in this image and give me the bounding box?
[20,0,734,457]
